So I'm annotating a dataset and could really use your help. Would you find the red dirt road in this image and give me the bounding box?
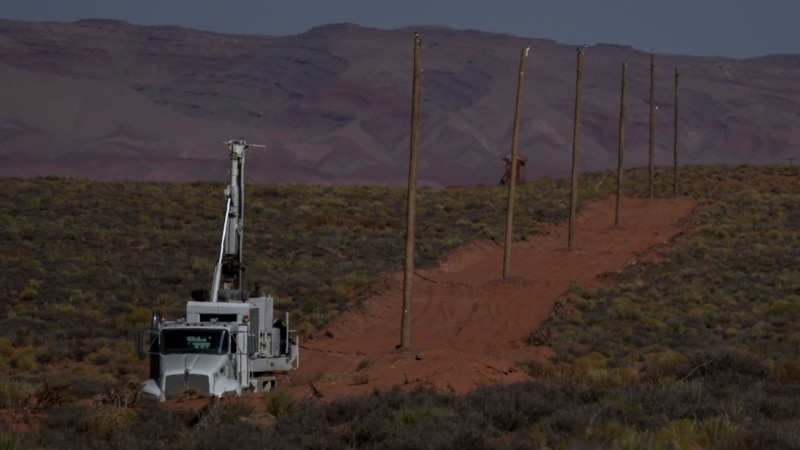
[291,196,697,400]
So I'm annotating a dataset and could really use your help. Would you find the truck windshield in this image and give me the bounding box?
[161,329,229,355]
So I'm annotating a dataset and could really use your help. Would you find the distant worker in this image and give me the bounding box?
[499,153,527,185]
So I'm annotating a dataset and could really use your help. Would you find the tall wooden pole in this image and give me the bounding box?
[615,61,627,227]
[568,47,584,249]
[648,53,655,198]
[673,68,680,198]
[400,33,422,349]
[503,45,530,279]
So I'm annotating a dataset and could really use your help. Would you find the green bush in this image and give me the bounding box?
[264,388,296,418]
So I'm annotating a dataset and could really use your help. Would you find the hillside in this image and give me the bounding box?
[2,165,800,448]
[1,19,800,185]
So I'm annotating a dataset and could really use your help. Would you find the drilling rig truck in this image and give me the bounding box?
[137,140,299,401]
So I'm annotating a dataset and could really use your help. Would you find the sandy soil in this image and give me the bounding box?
[288,195,697,401]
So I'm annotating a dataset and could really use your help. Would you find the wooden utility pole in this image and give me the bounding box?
[400,33,422,349]
[503,45,531,279]
[568,46,584,249]
[648,53,655,198]
[673,68,680,198]
[615,61,627,227]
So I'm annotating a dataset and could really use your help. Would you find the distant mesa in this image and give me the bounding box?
[0,18,798,185]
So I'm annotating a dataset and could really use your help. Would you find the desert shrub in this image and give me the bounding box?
[573,351,608,371]
[776,356,800,382]
[175,421,279,450]
[640,349,688,382]
[80,405,137,440]
[324,389,394,424]
[38,404,91,446]
[338,412,391,448]
[0,378,38,408]
[394,404,455,426]
[542,403,597,437]
[616,382,709,425]
[61,372,118,400]
[178,399,256,432]
[0,433,36,450]
[460,379,564,429]
[516,358,549,378]
[356,358,374,371]
[351,373,370,385]
[677,347,771,394]
[268,399,337,448]
[9,349,37,372]
[89,349,113,366]
[697,415,740,448]
[265,388,296,418]
[122,403,185,447]
[587,421,673,450]
[658,418,701,449]
[382,410,492,450]
[738,420,800,450]
[214,401,254,424]
[748,381,800,421]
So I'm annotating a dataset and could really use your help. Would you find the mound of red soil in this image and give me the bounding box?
[291,195,697,400]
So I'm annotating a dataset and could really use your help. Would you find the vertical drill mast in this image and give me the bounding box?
[210,139,264,302]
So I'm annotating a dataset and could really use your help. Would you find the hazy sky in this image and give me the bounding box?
[1,0,798,59]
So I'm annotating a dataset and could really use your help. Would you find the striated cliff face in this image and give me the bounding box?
[1,19,799,186]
